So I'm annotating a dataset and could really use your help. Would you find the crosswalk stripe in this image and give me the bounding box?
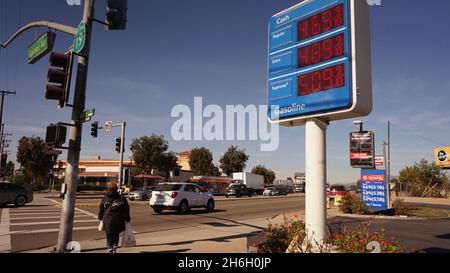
[10,215,92,221]
[10,219,99,227]
[8,226,99,235]
[0,209,11,253]
[11,210,61,213]
[9,212,61,216]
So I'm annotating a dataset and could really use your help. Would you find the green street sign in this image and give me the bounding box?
[81,109,96,123]
[73,22,87,54]
[27,32,56,64]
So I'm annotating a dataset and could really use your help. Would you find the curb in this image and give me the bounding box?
[334,213,450,221]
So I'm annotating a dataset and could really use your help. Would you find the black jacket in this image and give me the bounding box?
[98,192,131,234]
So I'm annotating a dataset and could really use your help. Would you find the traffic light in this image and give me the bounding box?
[106,0,128,30]
[91,122,99,138]
[115,137,122,153]
[46,51,74,108]
[45,124,67,148]
[1,154,7,171]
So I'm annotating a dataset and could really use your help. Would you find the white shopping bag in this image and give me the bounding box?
[121,222,136,248]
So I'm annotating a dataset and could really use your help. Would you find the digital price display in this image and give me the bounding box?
[298,63,345,96]
[267,0,372,126]
[298,34,345,68]
[297,4,344,41]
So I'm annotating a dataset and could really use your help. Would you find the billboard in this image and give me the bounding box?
[350,131,375,169]
[435,147,450,169]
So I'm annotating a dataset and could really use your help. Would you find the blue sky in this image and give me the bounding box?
[0,0,449,184]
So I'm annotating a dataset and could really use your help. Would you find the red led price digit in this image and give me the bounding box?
[299,75,311,96]
[334,64,345,88]
[322,38,332,61]
[322,67,333,90]
[311,71,322,92]
[321,10,332,33]
[333,5,344,28]
[299,47,309,67]
[311,15,321,36]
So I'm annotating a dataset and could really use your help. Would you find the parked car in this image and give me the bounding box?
[225,184,253,198]
[294,184,305,193]
[328,185,348,199]
[0,183,34,207]
[149,183,215,214]
[128,186,155,201]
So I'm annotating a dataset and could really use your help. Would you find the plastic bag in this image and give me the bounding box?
[98,220,104,231]
[121,222,136,248]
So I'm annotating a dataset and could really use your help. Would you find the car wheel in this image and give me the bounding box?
[141,195,148,201]
[225,195,229,198]
[153,208,163,214]
[236,193,241,198]
[15,196,27,207]
[205,199,215,213]
[178,200,189,214]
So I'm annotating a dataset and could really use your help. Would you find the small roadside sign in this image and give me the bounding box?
[361,169,387,211]
[375,156,385,168]
[73,22,87,54]
[104,121,113,133]
[435,147,450,169]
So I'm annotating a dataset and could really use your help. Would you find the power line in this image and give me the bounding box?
[390,121,446,147]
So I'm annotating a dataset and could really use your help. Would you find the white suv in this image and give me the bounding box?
[149,183,215,214]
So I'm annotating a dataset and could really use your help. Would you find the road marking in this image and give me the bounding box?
[0,209,11,253]
[9,212,61,216]
[10,219,99,227]
[10,215,91,221]
[45,198,99,219]
[8,226,99,235]
[10,210,62,213]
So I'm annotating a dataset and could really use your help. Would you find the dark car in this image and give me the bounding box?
[0,183,34,207]
[225,184,253,198]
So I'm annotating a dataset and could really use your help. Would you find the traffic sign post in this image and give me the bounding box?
[268,0,372,249]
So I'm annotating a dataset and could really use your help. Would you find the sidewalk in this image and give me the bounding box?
[393,196,450,207]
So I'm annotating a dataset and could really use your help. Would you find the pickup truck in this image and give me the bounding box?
[225,184,253,198]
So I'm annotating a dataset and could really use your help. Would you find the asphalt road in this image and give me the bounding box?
[1,194,306,253]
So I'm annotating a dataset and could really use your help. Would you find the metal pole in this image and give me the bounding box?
[305,119,328,249]
[387,120,392,207]
[383,141,390,208]
[56,0,95,253]
[118,122,126,190]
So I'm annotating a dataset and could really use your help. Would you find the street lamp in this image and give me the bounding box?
[353,120,364,132]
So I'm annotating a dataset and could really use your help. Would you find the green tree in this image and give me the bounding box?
[252,165,276,185]
[398,159,447,197]
[158,152,179,181]
[219,146,249,176]
[16,137,53,185]
[5,161,15,178]
[130,135,169,174]
[189,147,217,176]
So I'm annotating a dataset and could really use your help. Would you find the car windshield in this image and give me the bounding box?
[332,186,346,191]
[229,185,241,189]
[155,184,183,191]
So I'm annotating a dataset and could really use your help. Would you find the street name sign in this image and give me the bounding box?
[435,147,450,169]
[81,109,96,123]
[361,169,387,210]
[350,131,375,169]
[27,32,56,64]
[267,0,372,126]
[73,21,87,54]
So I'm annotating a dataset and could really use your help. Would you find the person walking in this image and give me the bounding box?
[98,182,131,253]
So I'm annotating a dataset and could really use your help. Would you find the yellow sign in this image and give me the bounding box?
[435,147,450,169]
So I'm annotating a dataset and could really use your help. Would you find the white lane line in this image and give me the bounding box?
[10,215,91,221]
[10,210,62,213]
[0,209,11,253]
[9,212,61,216]
[45,198,99,220]
[10,219,99,227]
[8,226,99,235]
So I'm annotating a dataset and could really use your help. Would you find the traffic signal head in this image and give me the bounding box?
[46,51,74,108]
[45,124,67,148]
[91,122,99,138]
[115,137,122,153]
[106,0,127,30]
[1,154,7,171]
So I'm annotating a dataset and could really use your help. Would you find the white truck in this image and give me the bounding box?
[232,172,265,195]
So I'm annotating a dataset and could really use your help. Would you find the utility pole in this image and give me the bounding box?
[0,91,16,156]
[387,120,392,205]
[56,0,95,253]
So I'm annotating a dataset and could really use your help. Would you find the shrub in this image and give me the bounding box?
[339,194,369,215]
[257,216,305,253]
[392,199,415,216]
[333,224,403,253]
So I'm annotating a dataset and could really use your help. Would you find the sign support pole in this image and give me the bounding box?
[305,118,328,248]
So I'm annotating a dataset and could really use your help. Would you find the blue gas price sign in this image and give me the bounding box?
[361,170,388,210]
[267,0,372,126]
